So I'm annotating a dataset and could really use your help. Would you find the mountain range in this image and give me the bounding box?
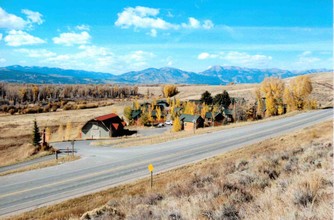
[0,65,329,85]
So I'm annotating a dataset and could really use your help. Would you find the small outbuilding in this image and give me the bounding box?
[81,113,126,139]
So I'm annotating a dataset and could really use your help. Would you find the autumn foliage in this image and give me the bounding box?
[162,85,179,98]
[172,116,182,132]
[257,75,315,117]
[284,75,314,111]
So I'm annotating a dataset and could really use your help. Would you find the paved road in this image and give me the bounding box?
[0,109,332,217]
[0,125,169,174]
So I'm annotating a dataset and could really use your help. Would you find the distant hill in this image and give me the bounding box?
[0,65,329,85]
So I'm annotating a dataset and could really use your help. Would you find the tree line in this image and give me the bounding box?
[0,83,139,105]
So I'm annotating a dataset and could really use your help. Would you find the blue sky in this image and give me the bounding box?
[0,0,332,74]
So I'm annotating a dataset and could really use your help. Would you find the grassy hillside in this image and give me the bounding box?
[8,120,333,220]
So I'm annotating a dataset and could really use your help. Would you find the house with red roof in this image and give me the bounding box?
[81,113,127,139]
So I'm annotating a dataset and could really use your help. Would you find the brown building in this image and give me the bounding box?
[81,113,126,139]
[180,114,204,131]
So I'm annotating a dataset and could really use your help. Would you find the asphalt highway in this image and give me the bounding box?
[0,109,332,217]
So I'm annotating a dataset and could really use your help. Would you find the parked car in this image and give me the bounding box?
[157,123,165,128]
[165,120,173,125]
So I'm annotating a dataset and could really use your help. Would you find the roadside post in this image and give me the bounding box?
[192,119,196,134]
[148,164,154,188]
[71,140,75,156]
[55,150,58,160]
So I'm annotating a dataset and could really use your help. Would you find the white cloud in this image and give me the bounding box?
[40,44,155,73]
[53,31,91,46]
[182,17,200,29]
[76,24,90,31]
[0,7,27,29]
[295,51,321,67]
[21,9,44,25]
[115,6,214,35]
[197,52,218,60]
[197,51,272,67]
[0,58,6,63]
[125,50,155,63]
[4,30,45,46]
[221,51,272,66]
[182,17,214,29]
[16,48,56,58]
[77,45,111,57]
[115,6,176,30]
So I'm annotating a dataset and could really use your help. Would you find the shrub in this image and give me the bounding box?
[219,203,240,220]
[162,85,179,98]
[63,104,75,110]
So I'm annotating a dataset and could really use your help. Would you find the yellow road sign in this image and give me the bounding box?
[148,164,154,172]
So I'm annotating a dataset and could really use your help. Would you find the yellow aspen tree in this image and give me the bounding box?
[283,87,295,112]
[285,75,313,110]
[167,97,171,105]
[148,110,153,124]
[156,107,162,121]
[172,116,182,132]
[254,87,263,117]
[261,77,285,116]
[277,104,284,115]
[171,98,176,107]
[201,104,209,118]
[133,100,140,110]
[152,98,157,107]
[175,98,181,107]
[265,96,276,117]
[184,102,195,115]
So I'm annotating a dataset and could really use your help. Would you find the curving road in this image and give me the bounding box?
[0,109,332,217]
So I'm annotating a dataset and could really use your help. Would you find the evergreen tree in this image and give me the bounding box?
[32,119,41,147]
[213,90,231,108]
[200,91,213,105]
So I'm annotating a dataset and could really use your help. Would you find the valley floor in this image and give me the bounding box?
[8,120,333,220]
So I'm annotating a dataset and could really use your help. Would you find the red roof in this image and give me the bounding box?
[112,123,119,130]
[95,113,119,121]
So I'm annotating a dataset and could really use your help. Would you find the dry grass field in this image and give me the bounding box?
[7,120,333,220]
[0,72,332,167]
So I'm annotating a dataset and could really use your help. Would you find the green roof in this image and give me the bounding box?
[205,112,221,119]
[131,110,142,119]
[180,114,202,122]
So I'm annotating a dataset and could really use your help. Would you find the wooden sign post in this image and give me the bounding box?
[148,164,154,188]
